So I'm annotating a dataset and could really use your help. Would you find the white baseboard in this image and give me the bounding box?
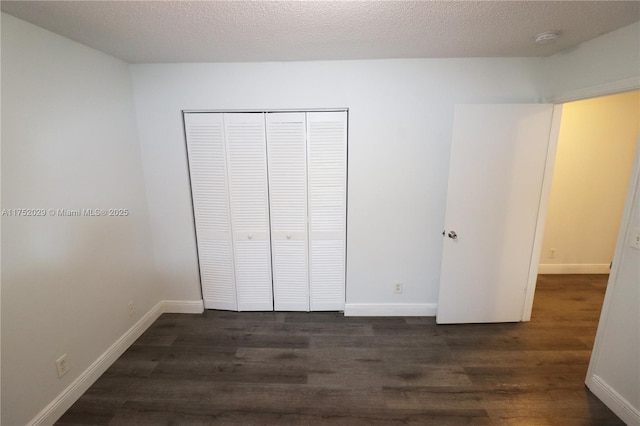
[587,374,640,426]
[28,300,165,426]
[538,263,610,274]
[162,299,204,314]
[28,299,204,426]
[344,303,437,317]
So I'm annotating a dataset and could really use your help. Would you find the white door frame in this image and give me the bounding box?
[521,84,639,321]
[520,105,563,321]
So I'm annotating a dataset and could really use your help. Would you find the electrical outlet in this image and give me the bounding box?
[55,354,69,378]
[394,282,403,294]
[549,248,556,259]
[631,230,640,250]
[128,301,135,318]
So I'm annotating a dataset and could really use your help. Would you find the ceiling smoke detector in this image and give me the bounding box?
[534,31,559,45]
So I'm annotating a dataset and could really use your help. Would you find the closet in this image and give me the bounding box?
[184,110,347,312]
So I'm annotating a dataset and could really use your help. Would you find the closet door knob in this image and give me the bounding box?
[286,234,292,239]
[248,234,253,240]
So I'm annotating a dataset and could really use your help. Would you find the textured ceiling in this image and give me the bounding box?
[2,1,639,63]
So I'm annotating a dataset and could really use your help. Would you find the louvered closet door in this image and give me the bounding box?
[224,113,273,311]
[184,113,237,310]
[266,113,309,311]
[307,111,347,311]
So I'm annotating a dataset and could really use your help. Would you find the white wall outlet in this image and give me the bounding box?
[55,354,69,378]
[394,281,403,294]
[128,301,135,318]
[549,248,556,259]
[631,229,640,250]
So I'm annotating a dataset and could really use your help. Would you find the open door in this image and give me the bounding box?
[437,104,561,324]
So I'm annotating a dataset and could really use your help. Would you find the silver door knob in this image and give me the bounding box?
[448,231,457,239]
[286,234,292,239]
[248,234,253,240]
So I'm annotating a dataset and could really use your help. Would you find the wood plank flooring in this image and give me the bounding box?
[56,274,624,425]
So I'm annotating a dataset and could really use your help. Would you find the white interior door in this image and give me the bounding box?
[224,113,273,311]
[266,112,310,311]
[307,111,347,311]
[184,113,237,310]
[437,104,558,324]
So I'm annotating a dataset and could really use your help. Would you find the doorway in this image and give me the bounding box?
[532,90,639,315]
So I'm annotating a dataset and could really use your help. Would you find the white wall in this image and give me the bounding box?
[540,91,639,274]
[1,14,159,426]
[586,140,640,425]
[130,58,541,311]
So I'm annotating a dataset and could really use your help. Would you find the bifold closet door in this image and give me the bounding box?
[186,110,346,312]
[307,111,347,311]
[224,113,273,311]
[184,113,237,310]
[266,113,309,311]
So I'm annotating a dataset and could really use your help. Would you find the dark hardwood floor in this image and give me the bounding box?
[56,274,624,425]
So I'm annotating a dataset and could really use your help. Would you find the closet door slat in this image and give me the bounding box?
[307,111,347,311]
[184,113,237,310]
[267,112,309,311]
[224,113,273,311]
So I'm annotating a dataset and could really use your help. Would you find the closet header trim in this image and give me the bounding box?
[183,108,349,114]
